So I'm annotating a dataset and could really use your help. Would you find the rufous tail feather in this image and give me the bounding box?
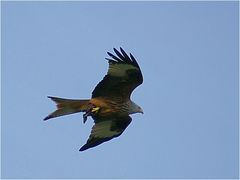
[44,96,89,120]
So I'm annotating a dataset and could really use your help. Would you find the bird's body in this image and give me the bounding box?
[90,97,142,116]
[44,48,143,151]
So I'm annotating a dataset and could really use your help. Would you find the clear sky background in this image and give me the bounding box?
[1,1,238,179]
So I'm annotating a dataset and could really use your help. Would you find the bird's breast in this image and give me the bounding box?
[89,97,127,117]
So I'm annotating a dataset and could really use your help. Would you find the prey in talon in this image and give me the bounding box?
[44,47,144,151]
[83,104,100,123]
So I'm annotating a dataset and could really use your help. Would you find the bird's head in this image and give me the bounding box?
[137,105,144,114]
[129,101,144,114]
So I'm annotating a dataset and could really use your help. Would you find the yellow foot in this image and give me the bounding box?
[91,107,100,113]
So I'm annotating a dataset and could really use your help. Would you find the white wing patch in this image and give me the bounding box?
[80,116,132,151]
[91,121,119,138]
[108,63,138,77]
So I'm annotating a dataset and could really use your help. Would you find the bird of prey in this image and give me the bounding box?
[44,48,143,151]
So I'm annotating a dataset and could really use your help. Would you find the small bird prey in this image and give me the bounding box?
[44,48,143,151]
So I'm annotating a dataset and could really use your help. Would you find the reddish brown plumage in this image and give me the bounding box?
[44,48,143,151]
[43,97,89,121]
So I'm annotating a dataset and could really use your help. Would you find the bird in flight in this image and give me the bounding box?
[44,48,143,151]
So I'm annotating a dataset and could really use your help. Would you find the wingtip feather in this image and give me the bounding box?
[106,47,141,70]
[119,48,132,63]
[79,145,88,151]
[107,52,121,62]
[43,115,52,121]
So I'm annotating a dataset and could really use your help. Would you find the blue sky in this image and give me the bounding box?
[1,1,238,179]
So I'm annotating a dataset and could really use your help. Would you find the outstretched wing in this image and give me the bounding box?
[79,116,132,151]
[92,47,143,99]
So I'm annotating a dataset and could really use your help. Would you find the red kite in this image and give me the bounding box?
[44,48,143,151]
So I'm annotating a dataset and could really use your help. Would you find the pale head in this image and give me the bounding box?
[128,101,144,115]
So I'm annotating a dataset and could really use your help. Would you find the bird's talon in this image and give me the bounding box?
[91,107,100,113]
[82,106,100,123]
[83,111,91,123]
[83,113,88,123]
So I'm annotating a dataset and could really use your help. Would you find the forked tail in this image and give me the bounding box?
[44,96,89,120]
